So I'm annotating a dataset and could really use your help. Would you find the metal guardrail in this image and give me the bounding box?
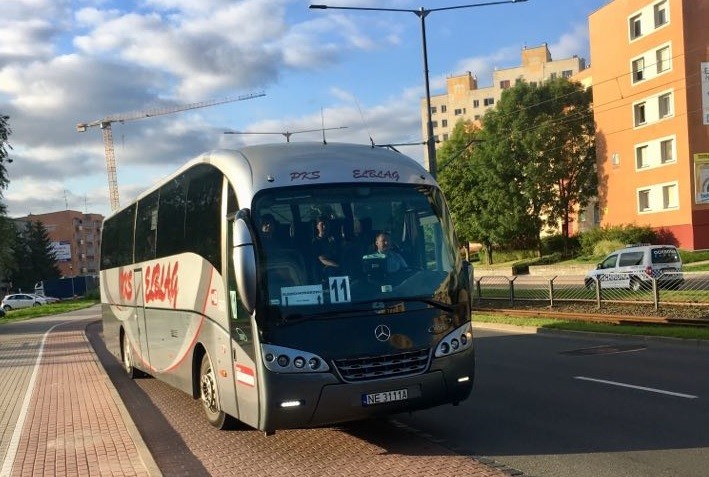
[473,271,709,313]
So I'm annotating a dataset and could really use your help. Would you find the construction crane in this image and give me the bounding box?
[77,91,265,212]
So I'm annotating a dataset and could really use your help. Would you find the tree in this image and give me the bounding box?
[9,221,61,292]
[439,79,596,259]
[0,114,11,189]
[0,114,13,288]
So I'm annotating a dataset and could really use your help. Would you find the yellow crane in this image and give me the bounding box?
[77,92,265,212]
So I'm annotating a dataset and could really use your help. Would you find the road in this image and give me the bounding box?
[396,325,709,477]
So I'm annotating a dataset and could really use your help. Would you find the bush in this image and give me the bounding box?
[541,234,580,257]
[578,224,660,256]
[592,239,625,257]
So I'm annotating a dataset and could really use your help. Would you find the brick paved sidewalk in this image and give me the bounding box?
[4,319,160,477]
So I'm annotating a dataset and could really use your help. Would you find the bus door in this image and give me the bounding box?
[134,268,151,369]
[227,216,260,429]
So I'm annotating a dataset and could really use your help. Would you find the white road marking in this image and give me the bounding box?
[575,376,698,399]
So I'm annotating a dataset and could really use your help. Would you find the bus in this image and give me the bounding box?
[100,142,475,434]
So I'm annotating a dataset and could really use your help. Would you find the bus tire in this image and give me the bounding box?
[200,353,235,429]
[629,277,642,291]
[122,335,141,379]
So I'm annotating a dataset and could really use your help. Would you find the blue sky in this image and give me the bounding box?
[0,0,609,218]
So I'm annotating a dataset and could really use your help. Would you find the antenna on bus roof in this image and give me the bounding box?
[224,126,347,142]
[321,107,327,145]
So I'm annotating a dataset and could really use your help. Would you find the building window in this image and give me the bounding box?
[662,183,678,209]
[630,14,642,39]
[432,120,438,128]
[656,46,670,73]
[454,108,465,116]
[660,139,674,163]
[638,189,651,212]
[474,114,481,121]
[473,99,480,108]
[430,106,437,114]
[441,105,447,113]
[654,1,668,28]
[562,70,573,79]
[634,102,646,126]
[632,58,645,83]
[484,97,495,106]
[441,119,448,127]
[658,92,672,118]
[442,134,449,141]
[612,153,620,167]
[500,80,511,89]
[550,72,557,80]
[636,145,649,169]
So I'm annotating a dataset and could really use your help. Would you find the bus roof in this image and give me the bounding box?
[110,142,437,219]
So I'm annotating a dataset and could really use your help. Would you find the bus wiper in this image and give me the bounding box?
[407,297,456,313]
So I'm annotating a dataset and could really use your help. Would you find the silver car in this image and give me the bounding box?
[1,293,47,311]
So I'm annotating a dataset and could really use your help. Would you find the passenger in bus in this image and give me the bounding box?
[370,232,408,273]
[312,216,340,278]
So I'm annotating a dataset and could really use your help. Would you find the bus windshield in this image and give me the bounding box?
[252,184,459,321]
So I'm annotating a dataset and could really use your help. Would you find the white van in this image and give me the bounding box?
[584,244,684,290]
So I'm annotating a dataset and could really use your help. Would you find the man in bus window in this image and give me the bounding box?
[312,216,339,277]
[371,232,408,273]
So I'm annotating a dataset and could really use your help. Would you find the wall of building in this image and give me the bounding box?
[590,0,709,250]
[422,44,586,149]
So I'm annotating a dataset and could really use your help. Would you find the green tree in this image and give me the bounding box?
[0,114,14,288]
[438,79,596,260]
[9,221,61,291]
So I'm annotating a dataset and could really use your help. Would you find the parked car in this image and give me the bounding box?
[1,293,48,311]
[584,244,684,291]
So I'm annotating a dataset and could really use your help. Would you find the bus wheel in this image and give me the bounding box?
[122,336,140,379]
[629,278,642,291]
[200,353,234,429]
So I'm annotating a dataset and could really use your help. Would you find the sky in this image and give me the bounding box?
[0,0,610,219]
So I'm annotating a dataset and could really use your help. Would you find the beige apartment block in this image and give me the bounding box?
[14,210,104,277]
[421,43,586,163]
[590,0,709,250]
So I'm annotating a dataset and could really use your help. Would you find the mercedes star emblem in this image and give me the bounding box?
[374,324,391,342]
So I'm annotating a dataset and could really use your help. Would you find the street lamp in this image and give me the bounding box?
[310,1,528,178]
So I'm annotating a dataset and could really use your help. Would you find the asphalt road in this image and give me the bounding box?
[396,325,709,477]
[87,316,709,477]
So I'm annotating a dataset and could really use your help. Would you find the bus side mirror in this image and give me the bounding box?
[232,216,257,314]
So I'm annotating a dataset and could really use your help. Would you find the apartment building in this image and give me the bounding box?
[15,210,103,277]
[421,44,586,163]
[590,0,709,250]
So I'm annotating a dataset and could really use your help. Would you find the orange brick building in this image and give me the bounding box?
[589,0,709,250]
[15,210,103,277]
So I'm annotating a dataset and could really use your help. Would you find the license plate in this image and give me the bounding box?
[362,388,408,406]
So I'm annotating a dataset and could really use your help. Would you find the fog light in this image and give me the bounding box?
[308,357,321,370]
[277,355,290,367]
[451,338,460,350]
[460,334,468,346]
[457,376,470,383]
[293,357,305,368]
[265,353,275,362]
[440,342,450,354]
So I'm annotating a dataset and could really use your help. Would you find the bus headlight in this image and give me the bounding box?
[434,322,473,358]
[262,344,330,373]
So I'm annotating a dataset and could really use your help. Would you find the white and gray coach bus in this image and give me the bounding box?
[100,142,475,434]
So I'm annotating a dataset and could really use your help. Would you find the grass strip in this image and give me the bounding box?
[0,299,99,324]
[474,312,709,341]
